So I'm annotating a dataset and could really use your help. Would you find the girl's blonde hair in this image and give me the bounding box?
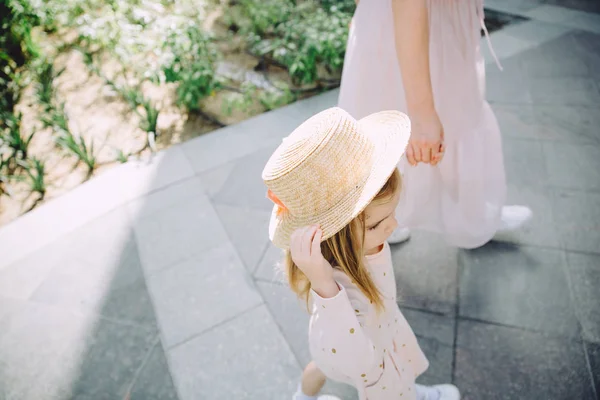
[284,168,402,312]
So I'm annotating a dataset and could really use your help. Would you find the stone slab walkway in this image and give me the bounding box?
[1,3,599,400]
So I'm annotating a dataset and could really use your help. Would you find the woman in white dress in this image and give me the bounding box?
[339,0,531,249]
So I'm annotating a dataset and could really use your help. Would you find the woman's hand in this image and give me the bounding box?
[290,226,339,298]
[406,108,445,166]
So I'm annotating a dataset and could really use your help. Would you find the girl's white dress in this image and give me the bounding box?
[338,0,506,249]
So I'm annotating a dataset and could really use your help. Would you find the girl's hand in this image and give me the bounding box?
[406,108,445,166]
[290,226,338,298]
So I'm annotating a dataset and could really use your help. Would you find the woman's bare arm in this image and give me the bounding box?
[392,0,444,166]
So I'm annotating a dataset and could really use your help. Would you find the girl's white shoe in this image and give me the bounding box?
[416,383,461,400]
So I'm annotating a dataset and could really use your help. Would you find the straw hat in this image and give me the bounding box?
[262,107,411,249]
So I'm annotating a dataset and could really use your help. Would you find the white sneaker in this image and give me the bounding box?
[492,205,533,242]
[387,227,411,244]
[498,205,533,232]
[416,383,460,400]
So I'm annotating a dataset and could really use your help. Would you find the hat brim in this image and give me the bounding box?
[268,110,411,249]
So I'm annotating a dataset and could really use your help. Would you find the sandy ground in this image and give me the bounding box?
[0,1,340,226]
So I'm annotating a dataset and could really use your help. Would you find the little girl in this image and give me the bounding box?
[262,107,460,400]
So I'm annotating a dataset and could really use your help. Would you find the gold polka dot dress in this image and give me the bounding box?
[308,242,429,400]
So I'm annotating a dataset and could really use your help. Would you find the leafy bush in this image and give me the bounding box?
[232,0,351,85]
[162,23,221,111]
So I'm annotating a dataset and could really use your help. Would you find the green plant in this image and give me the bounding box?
[221,82,256,116]
[40,102,70,133]
[163,23,221,111]
[115,148,129,163]
[319,0,356,14]
[141,100,159,134]
[19,157,46,198]
[237,0,294,36]
[1,0,43,65]
[47,103,96,174]
[272,6,350,84]
[0,51,28,114]
[2,112,36,160]
[55,128,96,175]
[105,78,160,136]
[235,0,351,85]
[258,86,295,110]
[34,58,62,109]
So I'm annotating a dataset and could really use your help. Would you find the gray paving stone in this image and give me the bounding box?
[533,104,600,145]
[391,232,459,316]
[545,0,600,14]
[168,305,299,400]
[214,204,272,272]
[127,176,206,220]
[584,341,600,396]
[256,280,310,367]
[486,57,532,104]
[212,146,279,212]
[483,31,534,64]
[254,242,287,282]
[485,0,544,14]
[117,145,196,203]
[543,142,600,192]
[0,297,31,400]
[455,320,596,400]
[519,33,591,78]
[502,137,548,187]
[279,88,339,119]
[0,300,156,400]
[128,340,179,400]
[525,4,585,24]
[0,296,27,326]
[529,76,600,105]
[31,219,157,327]
[147,243,263,348]
[133,190,229,273]
[396,309,455,387]
[566,252,600,343]
[566,12,600,34]
[0,303,78,398]
[459,243,581,338]
[493,104,545,141]
[55,235,144,292]
[552,190,600,254]
[402,315,456,388]
[30,320,156,400]
[415,337,454,387]
[498,184,561,248]
[0,161,126,270]
[503,20,572,46]
[0,239,68,300]
[181,106,304,174]
[400,308,455,347]
[571,30,600,68]
[198,161,237,198]
[32,263,157,328]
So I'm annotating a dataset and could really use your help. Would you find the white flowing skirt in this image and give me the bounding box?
[338,0,506,249]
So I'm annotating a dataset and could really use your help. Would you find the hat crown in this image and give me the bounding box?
[263,107,374,218]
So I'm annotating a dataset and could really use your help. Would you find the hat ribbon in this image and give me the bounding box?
[267,189,287,216]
